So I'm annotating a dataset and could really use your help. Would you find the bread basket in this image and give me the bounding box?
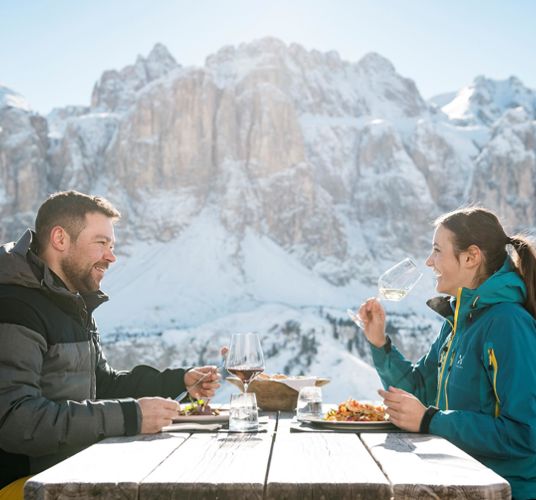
[226,375,330,411]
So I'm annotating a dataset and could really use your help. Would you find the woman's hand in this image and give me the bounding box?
[378,386,426,432]
[184,366,221,399]
[358,298,387,348]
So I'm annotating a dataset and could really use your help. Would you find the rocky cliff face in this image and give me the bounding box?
[1,38,536,336]
[470,108,536,229]
[91,43,180,112]
[0,86,48,242]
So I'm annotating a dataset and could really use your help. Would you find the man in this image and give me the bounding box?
[0,191,220,491]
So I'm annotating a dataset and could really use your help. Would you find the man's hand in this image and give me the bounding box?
[378,386,426,432]
[138,397,180,434]
[184,366,221,399]
[358,298,387,348]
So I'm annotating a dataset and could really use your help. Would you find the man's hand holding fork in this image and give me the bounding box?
[178,365,221,401]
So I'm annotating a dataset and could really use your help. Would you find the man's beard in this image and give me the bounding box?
[60,254,105,293]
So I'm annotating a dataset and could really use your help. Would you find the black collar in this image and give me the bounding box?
[426,296,453,319]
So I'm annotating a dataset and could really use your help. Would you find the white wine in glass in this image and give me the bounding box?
[347,257,423,328]
[225,332,265,393]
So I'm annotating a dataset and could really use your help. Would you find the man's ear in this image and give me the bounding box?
[49,226,70,252]
[463,244,482,270]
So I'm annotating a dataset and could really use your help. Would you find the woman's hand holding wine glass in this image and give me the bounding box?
[348,258,423,347]
[358,298,387,348]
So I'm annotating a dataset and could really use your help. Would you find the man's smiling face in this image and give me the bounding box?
[59,212,117,293]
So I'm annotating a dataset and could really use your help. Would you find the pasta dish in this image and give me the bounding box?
[325,399,387,422]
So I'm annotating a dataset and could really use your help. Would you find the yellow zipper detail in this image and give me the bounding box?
[488,348,501,417]
[436,288,462,408]
[444,350,457,410]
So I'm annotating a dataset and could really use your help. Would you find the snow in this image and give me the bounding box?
[441,75,536,125]
[96,208,385,333]
[242,230,362,307]
[442,85,475,120]
[429,91,457,109]
[46,106,90,138]
[0,84,31,112]
[98,208,250,332]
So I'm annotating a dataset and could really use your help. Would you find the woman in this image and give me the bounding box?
[358,207,536,500]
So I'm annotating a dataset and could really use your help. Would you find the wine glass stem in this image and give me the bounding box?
[244,383,248,393]
[353,295,382,328]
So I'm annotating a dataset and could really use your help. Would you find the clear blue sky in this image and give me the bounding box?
[1,0,535,115]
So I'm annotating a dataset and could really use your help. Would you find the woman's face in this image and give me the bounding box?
[425,225,476,296]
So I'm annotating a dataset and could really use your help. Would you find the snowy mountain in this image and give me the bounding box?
[440,75,536,125]
[1,39,536,399]
[0,85,31,111]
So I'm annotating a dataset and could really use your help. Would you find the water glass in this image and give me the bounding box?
[296,386,323,420]
[229,392,259,432]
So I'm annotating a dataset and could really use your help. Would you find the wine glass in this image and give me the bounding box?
[347,257,423,329]
[225,332,265,393]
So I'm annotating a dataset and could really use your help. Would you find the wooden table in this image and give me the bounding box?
[25,412,511,500]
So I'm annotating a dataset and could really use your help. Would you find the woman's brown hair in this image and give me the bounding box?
[435,206,536,318]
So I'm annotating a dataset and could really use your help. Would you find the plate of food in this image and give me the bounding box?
[301,399,398,431]
[173,400,229,423]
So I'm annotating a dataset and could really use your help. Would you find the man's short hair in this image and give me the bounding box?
[35,191,121,253]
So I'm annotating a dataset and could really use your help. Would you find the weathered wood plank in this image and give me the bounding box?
[265,417,392,500]
[361,433,511,500]
[25,433,189,500]
[139,414,277,500]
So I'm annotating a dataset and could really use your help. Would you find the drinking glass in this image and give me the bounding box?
[229,392,259,432]
[296,386,323,421]
[347,257,423,328]
[225,332,265,393]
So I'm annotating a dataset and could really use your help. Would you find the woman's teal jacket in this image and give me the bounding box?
[370,258,536,500]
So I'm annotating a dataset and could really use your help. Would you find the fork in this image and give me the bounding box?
[174,370,213,402]
[201,358,226,410]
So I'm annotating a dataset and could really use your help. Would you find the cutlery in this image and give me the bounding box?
[201,357,226,411]
[175,370,213,402]
[175,358,226,403]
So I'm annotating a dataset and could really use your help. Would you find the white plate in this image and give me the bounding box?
[173,409,229,423]
[162,422,223,432]
[301,418,397,431]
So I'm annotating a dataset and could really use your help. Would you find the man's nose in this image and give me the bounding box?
[104,247,117,263]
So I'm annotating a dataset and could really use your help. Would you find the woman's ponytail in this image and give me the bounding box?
[509,235,536,318]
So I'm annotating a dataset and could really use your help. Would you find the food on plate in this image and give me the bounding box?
[178,400,220,417]
[325,399,387,422]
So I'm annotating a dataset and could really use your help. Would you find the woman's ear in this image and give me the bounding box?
[463,244,482,270]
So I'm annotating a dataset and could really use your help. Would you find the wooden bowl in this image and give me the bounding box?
[226,376,330,411]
